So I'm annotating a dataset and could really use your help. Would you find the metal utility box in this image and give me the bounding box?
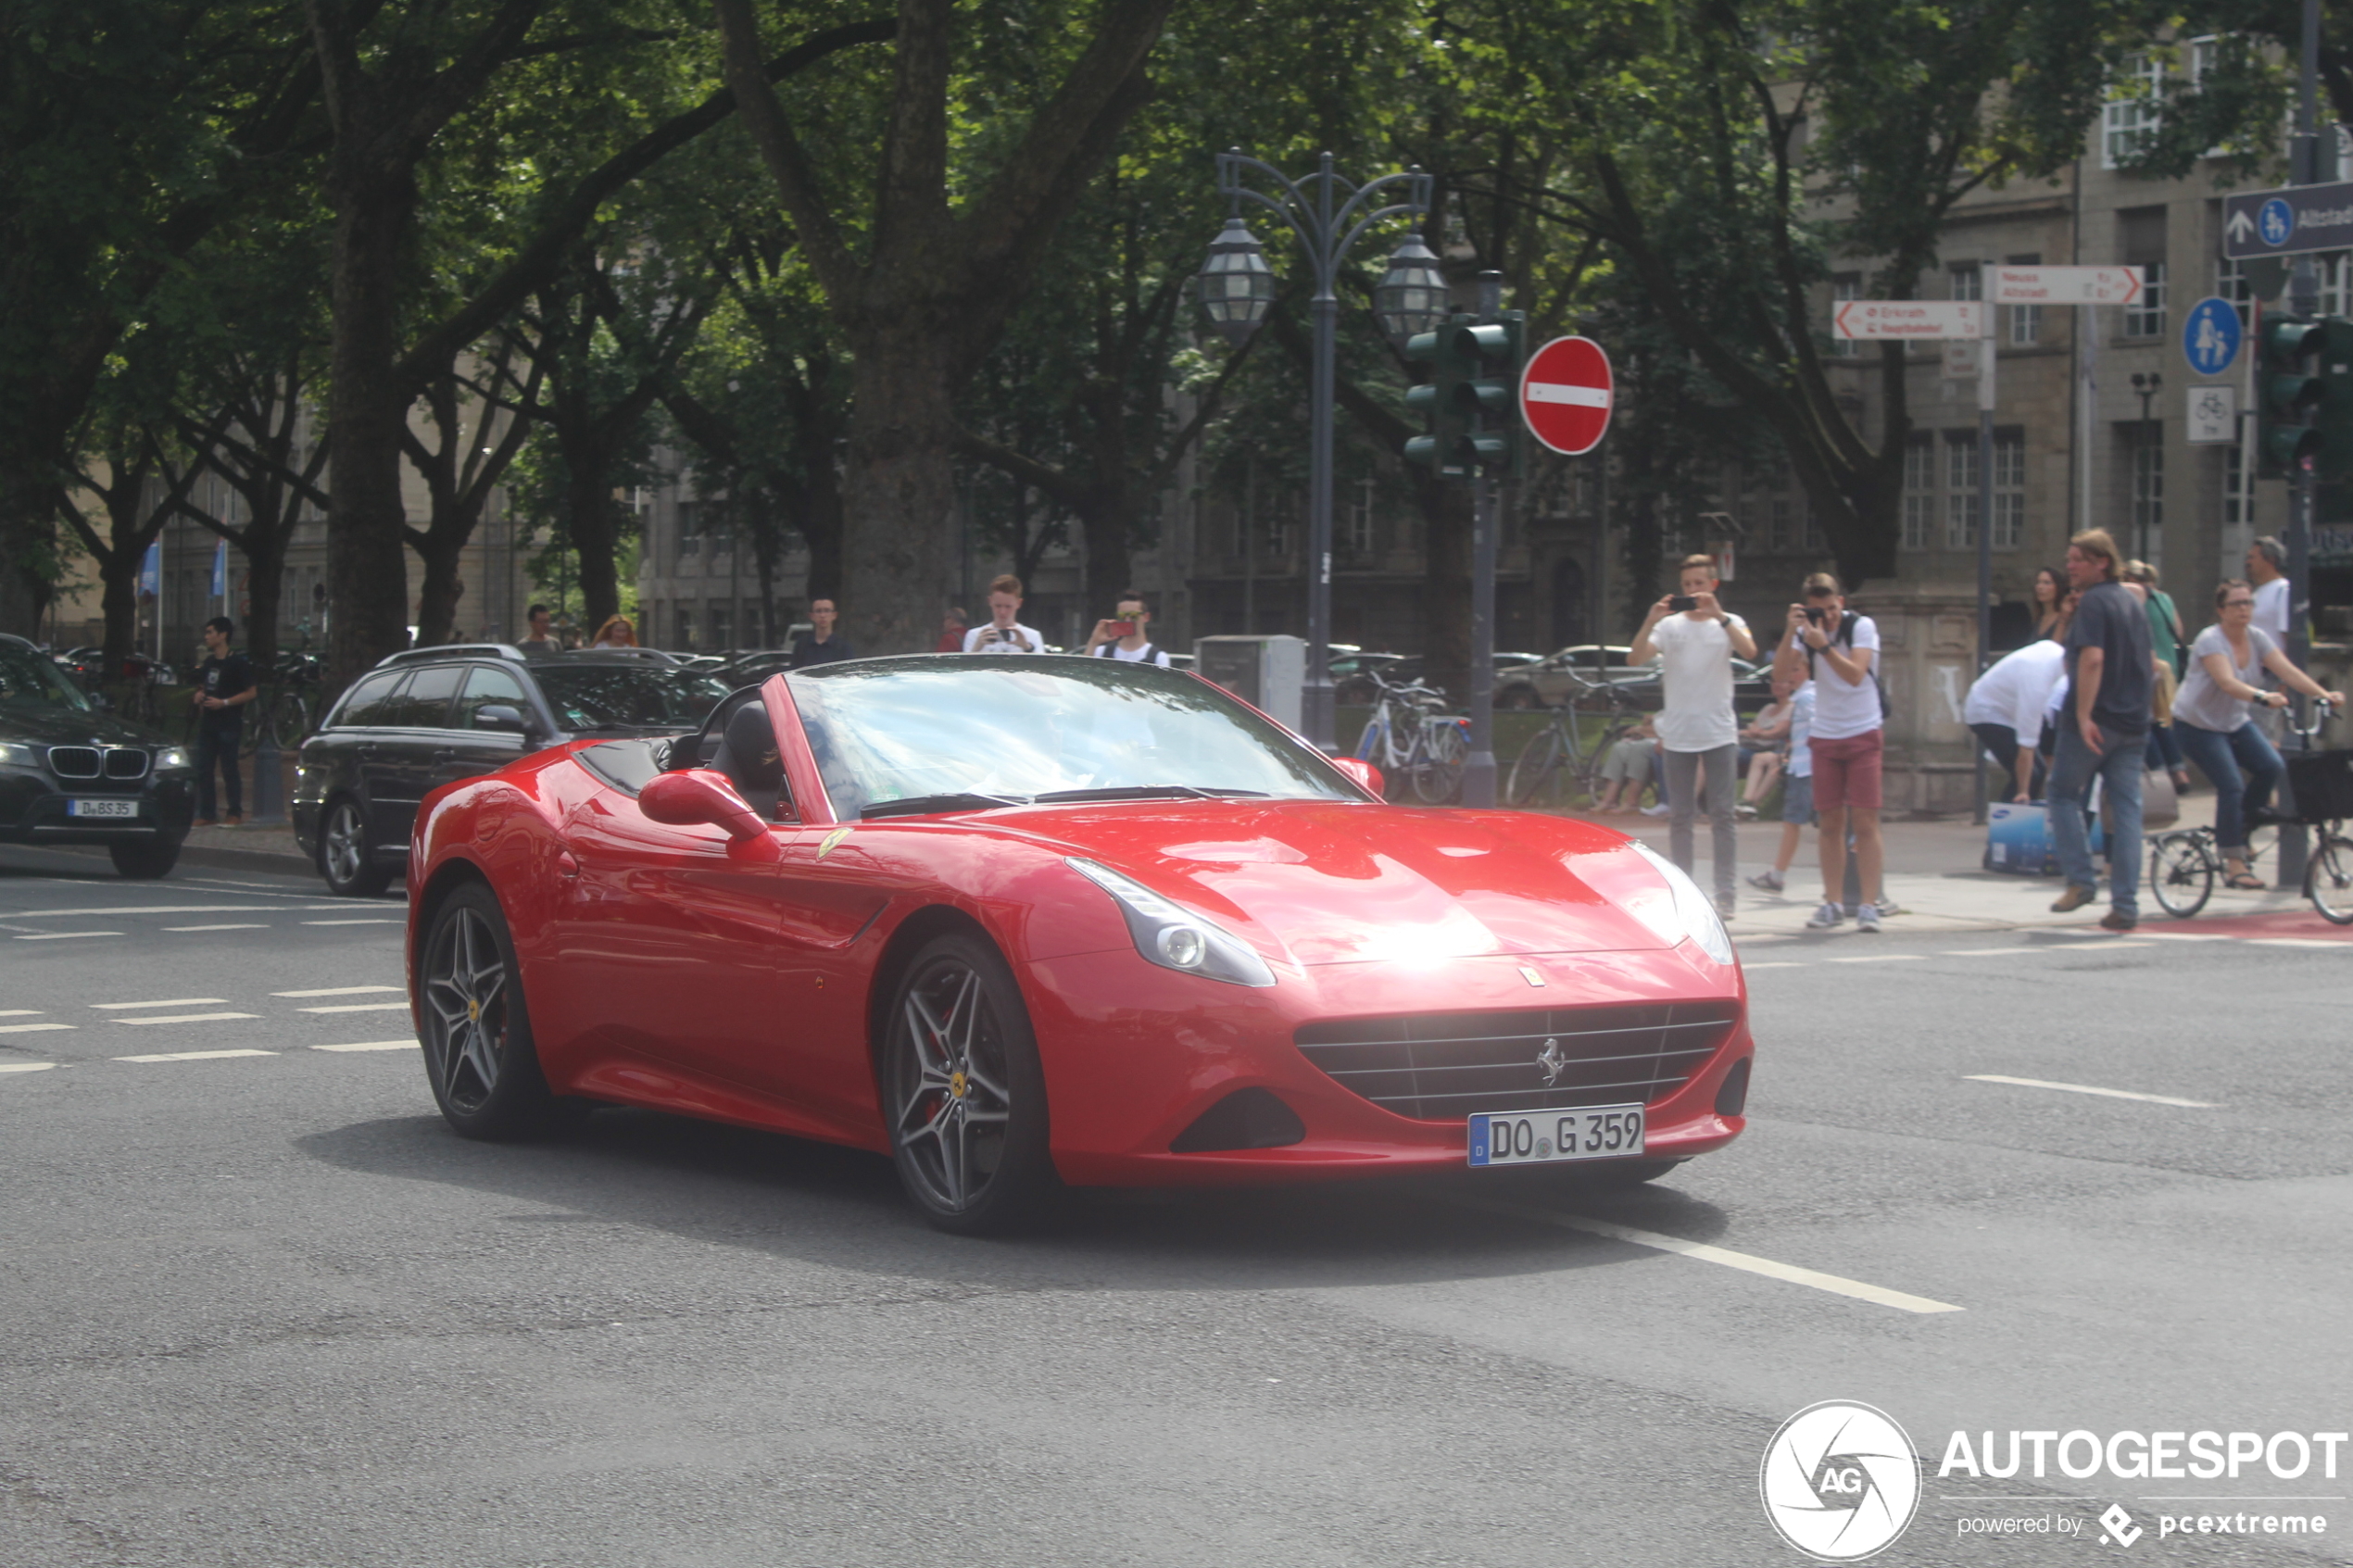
[1193,635,1305,731]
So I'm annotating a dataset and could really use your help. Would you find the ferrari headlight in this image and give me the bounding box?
[1628,842,1735,967]
[155,747,192,771]
[1065,857,1277,988]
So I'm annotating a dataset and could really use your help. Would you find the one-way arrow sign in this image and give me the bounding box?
[2223,182,2353,259]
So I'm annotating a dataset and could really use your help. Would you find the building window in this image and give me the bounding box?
[676,606,695,650]
[2101,52,2165,169]
[2128,428,2164,561]
[1992,431,2024,552]
[2007,253,2042,345]
[2319,252,2353,319]
[1944,433,1980,551]
[2122,262,2168,338]
[709,602,732,651]
[1949,264,1982,302]
[2217,256,2254,326]
[1343,477,1378,557]
[676,500,702,558]
[1831,275,1861,358]
[1902,435,1936,551]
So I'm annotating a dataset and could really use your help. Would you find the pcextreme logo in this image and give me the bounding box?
[1761,1400,1923,1561]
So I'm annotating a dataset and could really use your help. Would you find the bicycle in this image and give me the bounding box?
[2148,698,2353,923]
[1354,671,1469,803]
[1504,669,1646,810]
[245,649,324,756]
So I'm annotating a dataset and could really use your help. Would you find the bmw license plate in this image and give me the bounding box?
[1468,1104,1644,1167]
[68,798,139,819]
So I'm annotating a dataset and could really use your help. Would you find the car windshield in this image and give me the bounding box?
[787,656,1357,818]
[0,646,94,716]
[534,665,730,732]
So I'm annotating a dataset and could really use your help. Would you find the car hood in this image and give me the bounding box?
[1,703,171,748]
[986,800,1674,964]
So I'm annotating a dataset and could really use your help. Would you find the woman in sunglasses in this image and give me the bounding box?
[2171,579,2346,889]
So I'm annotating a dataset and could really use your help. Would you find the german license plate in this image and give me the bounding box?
[68,798,138,819]
[1468,1104,1645,1167]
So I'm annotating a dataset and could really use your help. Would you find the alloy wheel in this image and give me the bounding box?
[893,957,1014,1213]
[324,802,366,887]
[422,906,509,1114]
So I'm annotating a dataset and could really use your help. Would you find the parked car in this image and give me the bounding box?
[0,633,195,877]
[404,654,1751,1234]
[1331,651,1408,702]
[294,645,732,896]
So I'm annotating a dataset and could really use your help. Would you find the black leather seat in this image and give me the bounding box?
[708,700,786,820]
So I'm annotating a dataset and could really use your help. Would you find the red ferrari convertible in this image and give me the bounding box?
[404,655,1752,1233]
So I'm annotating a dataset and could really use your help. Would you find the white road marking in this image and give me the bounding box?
[271,985,402,997]
[0,1062,58,1073]
[0,1010,39,1017]
[1828,954,1924,963]
[297,1002,409,1014]
[2135,932,2233,941]
[113,1048,277,1063]
[91,997,229,1010]
[0,1022,75,1035]
[312,1039,417,1052]
[2251,938,2347,948]
[162,923,270,932]
[13,932,122,940]
[1964,1074,2217,1109]
[12,905,310,917]
[1458,1199,1964,1314]
[111,1012,262,1026]
[301,919,401,926]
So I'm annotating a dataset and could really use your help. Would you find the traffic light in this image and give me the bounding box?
[2317,317,2353,485]
[2257,311,2324,477]
[1403,312,1526,481]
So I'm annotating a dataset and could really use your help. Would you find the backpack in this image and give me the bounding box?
[1803,611,1892,726]
[1094,640,1161,665]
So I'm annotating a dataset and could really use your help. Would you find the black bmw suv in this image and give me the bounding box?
[293,645,731,895]
[0,633,196,877]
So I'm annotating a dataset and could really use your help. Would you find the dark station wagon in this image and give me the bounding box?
[293,645,729,895]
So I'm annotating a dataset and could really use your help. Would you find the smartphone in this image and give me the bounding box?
[1104,621,1136,637]
[1667,595,1697,612]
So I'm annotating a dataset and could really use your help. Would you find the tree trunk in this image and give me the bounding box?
[838,335,957,651]
[413,532,469,645]
[322,173,421,676]
[1078,492,1133,617]
[564,465,623,632]
[244,541,284,668]
[98,549,142,678]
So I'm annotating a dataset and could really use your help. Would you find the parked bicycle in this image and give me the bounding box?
[1504,669,1645,810]
[245,648,325,755]
[1354,671,1468,803]
[2148,698,2353,923]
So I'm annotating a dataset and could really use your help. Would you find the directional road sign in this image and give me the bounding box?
[1988,266,2143,306]
[2223,182,2353,260]
[2181,296,2244,378]
[1832,300,1984,339]
[1518,335,1613,456]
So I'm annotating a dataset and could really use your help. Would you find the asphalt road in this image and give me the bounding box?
[4,841,2350,1567]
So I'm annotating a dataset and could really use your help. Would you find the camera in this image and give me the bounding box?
[1804,607,1829,625]
[1667,595,1697,612]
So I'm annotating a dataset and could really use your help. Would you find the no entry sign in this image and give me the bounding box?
[1519,335,1614,456]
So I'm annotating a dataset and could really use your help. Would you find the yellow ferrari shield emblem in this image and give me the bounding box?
[816,825,854,860]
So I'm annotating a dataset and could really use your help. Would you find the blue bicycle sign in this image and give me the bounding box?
[2182,297,2243,378]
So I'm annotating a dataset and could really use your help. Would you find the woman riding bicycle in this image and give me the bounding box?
[2171,578,2346,889]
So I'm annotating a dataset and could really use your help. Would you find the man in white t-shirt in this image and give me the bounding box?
[1629,554,1755,916]
[2246,536,2289,642]
[1962,596,2070,802]
[963,573,1045,655]
[1083,590,1171,667]
[1771,571,1887,932]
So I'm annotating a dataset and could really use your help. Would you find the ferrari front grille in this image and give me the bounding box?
[1293,1001,1740,1123]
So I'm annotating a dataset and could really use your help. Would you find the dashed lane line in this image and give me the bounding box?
[162,923,270,932]
[111,1012,262,1026]
[0,1010,39,1017]
[9,905,316,918]
[0,1062,57,1073]
[2251,937,2347,948]
[301,919,402,927]
[1453,1198,1965,1315]
[91,997,229,1010]
[296,1002,409,1014]
[313,1040,417,1052]
[1964,1073,2217,1109]
[13,932,122,941]
[112,1048,277,1063]
[0,1022,75,1035]
[271,985,402,997]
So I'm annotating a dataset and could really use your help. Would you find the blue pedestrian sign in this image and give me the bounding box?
[2259,198,2296,247]
[2181,296,2242,378]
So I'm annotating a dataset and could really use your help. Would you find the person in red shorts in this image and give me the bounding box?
[1771,571,1886,932]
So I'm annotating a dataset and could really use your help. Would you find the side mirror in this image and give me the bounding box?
[1331,756,1383,797]
[639,768,768,841]
[474,704,532,736]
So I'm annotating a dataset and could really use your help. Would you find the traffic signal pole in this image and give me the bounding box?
[1974,265,1997,827]
[1463,271,1505,809]
[2281,0,2323,890]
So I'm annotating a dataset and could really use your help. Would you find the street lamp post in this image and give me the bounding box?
[1199,150,1437,751]
[2131,370,2162,562]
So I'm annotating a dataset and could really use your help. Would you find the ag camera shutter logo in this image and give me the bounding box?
[1761,1400,1922,1560]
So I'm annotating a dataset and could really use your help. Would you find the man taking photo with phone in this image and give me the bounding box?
[1083,591,1169,667]
[963,574,1044,654]
[1630,553,1755,918]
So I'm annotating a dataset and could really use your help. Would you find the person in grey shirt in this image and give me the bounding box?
[2171,578,2345,888]
[2047,530,2153,929]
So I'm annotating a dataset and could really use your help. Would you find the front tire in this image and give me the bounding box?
[883,933,1060,1236]
[319,797,392,897]
[2148,832,2214,918]
[2306,834,2353,925]
[109,836,182,879]
[418,883,568,1139]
